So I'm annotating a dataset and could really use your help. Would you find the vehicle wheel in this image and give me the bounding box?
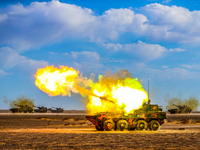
[149,120,160,131]
[136,120,148,131]
[95,125,104,131]
[104,120,115,131]
[117,120,128,131]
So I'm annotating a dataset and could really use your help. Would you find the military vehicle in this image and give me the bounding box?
[168,104,192,114]
[10,104,34,113]
[48,107,64,113]
[86,102,166,131]
[34,106,48,113]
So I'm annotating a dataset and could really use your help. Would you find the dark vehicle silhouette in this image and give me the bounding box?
[10,104,34,113]
[34,106,47,113]
[168,104,192,114]
[48,107,64,113]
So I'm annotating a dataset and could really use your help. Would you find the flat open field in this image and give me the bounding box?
[1,112,200,149]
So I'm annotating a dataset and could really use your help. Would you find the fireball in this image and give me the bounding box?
[35,65,148,114]
[35,65,78,96]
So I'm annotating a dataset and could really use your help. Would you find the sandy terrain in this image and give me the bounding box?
[1,113,200,149]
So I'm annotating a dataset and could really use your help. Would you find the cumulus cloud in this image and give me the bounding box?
[69,51,103,71]
[162,0,171,4]
[181,64,200,70]
[0,0,95,50]
[71,51,100,60]
[148,67,200,80]
[0,1,200,51]
[0,69,9,76]
[0,47,49,71]
[104,41,184,62]
[103,43,123,51]
[142,3,200,42]
[169,48,185,52]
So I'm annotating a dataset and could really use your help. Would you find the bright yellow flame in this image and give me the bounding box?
[35,65,78,96]
[35,65,148,114]
[86,77,148,114]
[112,86,147,112]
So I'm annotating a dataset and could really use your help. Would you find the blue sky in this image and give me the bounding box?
[1,0,200,110]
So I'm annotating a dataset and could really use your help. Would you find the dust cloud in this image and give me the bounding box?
[166,95,199,111]
[4,95,35,109]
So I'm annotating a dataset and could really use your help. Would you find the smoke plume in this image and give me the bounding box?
[165,95,199,111]
[8,95,35,109]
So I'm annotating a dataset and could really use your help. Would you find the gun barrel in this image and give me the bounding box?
[99,97,115,104]
[15,104,23,107]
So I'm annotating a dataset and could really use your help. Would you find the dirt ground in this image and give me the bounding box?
[1,113,200,149]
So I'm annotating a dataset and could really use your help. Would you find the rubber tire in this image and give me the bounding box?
[104,120,115,131]
[137,120,148,131]
[95,125,104,131]
[149,120,160,131]
[117,120,128,131]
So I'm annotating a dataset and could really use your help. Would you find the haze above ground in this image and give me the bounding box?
[1,0,200,110]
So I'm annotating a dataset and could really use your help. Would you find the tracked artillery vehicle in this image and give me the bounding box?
[48,107,64,113]
[34,106,47,113]
[168,104,192,114]
[86,99,166,131]
[10,104,34,113]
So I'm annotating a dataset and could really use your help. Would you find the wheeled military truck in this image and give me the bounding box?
[86,103,166,131]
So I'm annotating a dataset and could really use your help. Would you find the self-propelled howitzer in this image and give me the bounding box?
[10,104,34,113]
[168,104,192,114]
[86,102,166,131]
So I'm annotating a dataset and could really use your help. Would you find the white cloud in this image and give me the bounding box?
[148,67,200,79]
[142,3,200,42]
[104,58,126,63]
[0,14,7,21]
[62,53,68,55]
[103,43,123,51]
[71,51,100,60]
[0,1,200,51]
[0,1,95,50]
[162,65,169,68]
[0,47,49,70]
[104,41,183,62]
[69,51,103,71]
[169,48,185,52]
[124,41,167,61]
[48,52,57,54]
[181,64,200,70]
[162,0,171,4]
[0,69,9,76]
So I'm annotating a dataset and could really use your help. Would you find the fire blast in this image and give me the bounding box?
[35,65,148,114]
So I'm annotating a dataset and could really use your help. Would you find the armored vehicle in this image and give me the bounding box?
[86,103,166,131]
[34,106,47,113]
[10,104,34,113]
[168,104,192,114]
[48,107,64,113]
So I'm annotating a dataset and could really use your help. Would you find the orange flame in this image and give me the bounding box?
[35,66,78,96]
[35,66,148,114]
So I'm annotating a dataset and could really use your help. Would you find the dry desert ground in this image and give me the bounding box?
[0,112,200,149]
